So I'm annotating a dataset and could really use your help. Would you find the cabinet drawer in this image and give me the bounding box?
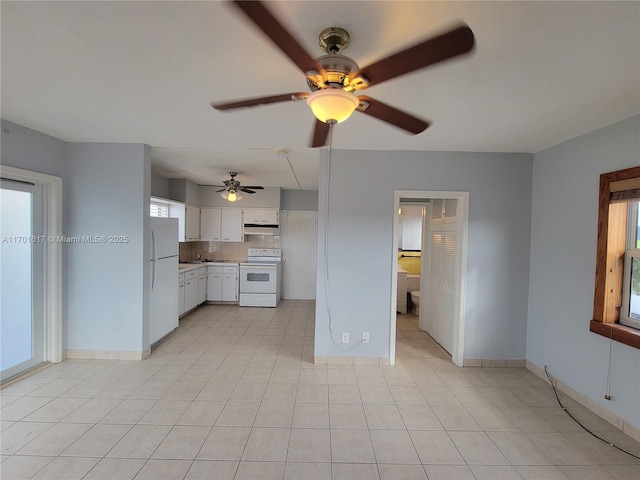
[208,266,223,274]
[223,266,237,274]
[178,272,185,281]
[185,270,197,279]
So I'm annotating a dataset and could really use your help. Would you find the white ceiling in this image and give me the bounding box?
[2,1,639,190]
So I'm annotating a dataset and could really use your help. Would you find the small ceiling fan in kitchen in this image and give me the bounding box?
[199,171,264,202]
[211,0,475,147]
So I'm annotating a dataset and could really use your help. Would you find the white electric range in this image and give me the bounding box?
[239,248,282,307]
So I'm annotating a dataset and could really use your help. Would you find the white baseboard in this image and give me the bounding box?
[526,360,640,443]
[313,356,389,366]
[64,348,151,361]
[463,358,526,368]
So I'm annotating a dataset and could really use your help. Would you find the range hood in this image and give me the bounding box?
[243,224,280,236]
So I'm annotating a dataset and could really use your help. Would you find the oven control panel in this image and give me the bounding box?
[247,248,281,257]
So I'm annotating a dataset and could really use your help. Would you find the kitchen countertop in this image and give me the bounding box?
[178,261,243,273]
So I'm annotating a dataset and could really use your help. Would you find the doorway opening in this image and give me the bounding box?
[390,190,469,366]
[1,166,62,383]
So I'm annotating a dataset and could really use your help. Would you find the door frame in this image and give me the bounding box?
[391,190,469,366]
[0,165,63,368]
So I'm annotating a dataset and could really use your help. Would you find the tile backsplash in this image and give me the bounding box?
[179,235,281,263]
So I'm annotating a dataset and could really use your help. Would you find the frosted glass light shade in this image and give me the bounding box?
[220,191,243,202]
[306,89,359,124]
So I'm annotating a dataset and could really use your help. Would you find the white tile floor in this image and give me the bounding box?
[1,300,639,480]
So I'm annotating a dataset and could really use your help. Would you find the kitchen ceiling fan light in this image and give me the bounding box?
[220,190,243,202]
[306,88,359,124]
[222,190,243,202]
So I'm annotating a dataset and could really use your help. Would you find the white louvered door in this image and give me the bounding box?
[426,201,458,355]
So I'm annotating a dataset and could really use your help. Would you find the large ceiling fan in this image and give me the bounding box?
[199,171,264,202]
[211,1,475,147]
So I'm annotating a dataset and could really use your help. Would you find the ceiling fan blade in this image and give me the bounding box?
[349,24,474,88]
[241,186,264,190]
[232,1,326,80]
[212,92,308,111]
[241,189,257,194]
[357,96,430,134]
[310,119,331,148]
[197,184,227,190]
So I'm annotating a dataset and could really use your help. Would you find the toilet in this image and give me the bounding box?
[407,275,420,315]
[410,291,420,315]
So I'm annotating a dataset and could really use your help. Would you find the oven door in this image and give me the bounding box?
[240,264,277,294]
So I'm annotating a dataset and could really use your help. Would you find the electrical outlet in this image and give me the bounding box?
[362,332,369,344]
[342,332,349,344]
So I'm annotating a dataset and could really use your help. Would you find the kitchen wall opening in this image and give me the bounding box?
[391,190,469,366]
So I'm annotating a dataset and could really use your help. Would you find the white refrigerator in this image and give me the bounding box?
[150,217,179,345]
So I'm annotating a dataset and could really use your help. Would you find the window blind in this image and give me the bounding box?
[150,201,169,218]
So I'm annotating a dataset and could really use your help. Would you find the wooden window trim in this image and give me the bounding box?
[591,165,640,349]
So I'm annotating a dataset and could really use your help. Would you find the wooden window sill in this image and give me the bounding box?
[590,320,640,349]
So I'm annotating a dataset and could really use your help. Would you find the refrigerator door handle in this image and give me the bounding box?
[151,228,157,290]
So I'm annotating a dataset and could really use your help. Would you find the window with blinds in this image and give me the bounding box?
[150,201,169,218]
[591,165,640,349]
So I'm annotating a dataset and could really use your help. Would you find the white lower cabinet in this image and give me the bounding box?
[207,265,238,302]
[207,266,223,301]
[178,273,185,316]
[184,270,198,312]
[198,267,207,305]
[222,267,239,302]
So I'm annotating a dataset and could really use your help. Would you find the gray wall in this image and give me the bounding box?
[1,119,151,354]
[315,149,533,359]
[281,190,318,211]
[168,178,199,204]
[1,120,67,176]
[65,143,150,353]
[527,115,640,428]
[151,173,170,198]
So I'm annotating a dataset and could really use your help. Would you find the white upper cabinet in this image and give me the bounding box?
[243,208,279,225]
[221,208,244,242]
[200,207,221,241]
[185,204,200,241]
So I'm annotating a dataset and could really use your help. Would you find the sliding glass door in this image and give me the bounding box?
[1,179,44,381]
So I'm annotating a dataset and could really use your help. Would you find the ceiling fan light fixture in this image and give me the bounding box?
[306,88,359,124]
[220,190,244,202]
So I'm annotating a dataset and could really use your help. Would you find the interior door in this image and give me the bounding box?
[1,180,44,381]
[281,211,317,299]
[427,226,457,354]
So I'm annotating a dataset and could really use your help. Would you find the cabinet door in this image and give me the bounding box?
[184,278,198,311]
[185,205,200,241]
[207,273,223,301]
[198,273,207,304]
[222,269,238,302]
[243,208,262,224]
[178,282,185,315]
[221,208,243,242]
[260,209,279,225]
[242,208,279,225]
[200,208,221,241]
